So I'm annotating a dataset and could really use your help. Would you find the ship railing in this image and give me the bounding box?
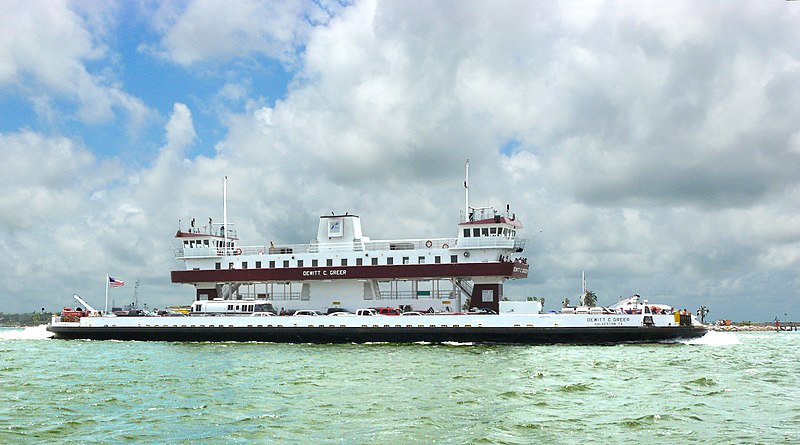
[363,238,456,251]
[174,236,525,259]
[456,238,516,249]
[181,223,237,239]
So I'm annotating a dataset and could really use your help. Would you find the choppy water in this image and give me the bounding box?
[1,326,798,444]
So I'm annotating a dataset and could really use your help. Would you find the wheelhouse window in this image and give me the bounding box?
[473,228,480,237]
[463,229,470,237]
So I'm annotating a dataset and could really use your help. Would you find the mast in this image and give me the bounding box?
[464,159,470,221]
[223,176,228,255]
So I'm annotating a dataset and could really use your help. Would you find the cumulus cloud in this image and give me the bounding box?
[148,0,341,66]
[0,0,152,128]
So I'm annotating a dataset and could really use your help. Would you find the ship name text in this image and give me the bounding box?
[302,269,348,277]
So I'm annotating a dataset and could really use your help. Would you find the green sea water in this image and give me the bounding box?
[1,327,798,444]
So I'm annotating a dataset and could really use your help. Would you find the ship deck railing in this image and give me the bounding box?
[175,236,525,259]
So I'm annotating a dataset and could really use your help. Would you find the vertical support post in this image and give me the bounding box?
[104,273,109,314]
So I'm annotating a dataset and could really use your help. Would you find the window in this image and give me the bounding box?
[327,259,333,267]
[297,260,304,267]
[242,261,248,269]
[341,258,347,266]
[490,227,497,236]
[283,260,289,268]
[482,289,494,302]
[434,255,441,264]
[481,228,489,236]
[402,257,409,265]
[473,228,480,237]
[463,229,470,237]
[371,257,378,265]
[450,255,458,263]
[269,261,275,268]
[356,258,363,266]
[312,259,318,267]
[387,257,394,265]
[255,261,261,268]
[418,256,425,264]
[215,262,221,270]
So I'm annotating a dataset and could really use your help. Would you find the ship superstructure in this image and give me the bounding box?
[172,198,527,314]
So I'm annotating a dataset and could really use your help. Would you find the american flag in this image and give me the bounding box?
[109,276,125,288]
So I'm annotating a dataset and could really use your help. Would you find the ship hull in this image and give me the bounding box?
[47,323,706,344]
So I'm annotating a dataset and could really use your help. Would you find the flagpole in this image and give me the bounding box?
[105,273,109,314]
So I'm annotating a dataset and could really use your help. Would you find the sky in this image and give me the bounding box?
[1,0,799,322]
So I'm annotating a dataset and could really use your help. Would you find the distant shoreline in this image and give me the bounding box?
[710,324,797,332]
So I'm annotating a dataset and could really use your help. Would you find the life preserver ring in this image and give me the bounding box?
[463,251,470,257]
[234,248,242,255]
[442,243,449,249]
[425,240,433,248]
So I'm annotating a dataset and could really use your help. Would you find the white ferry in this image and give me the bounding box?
[48,162,706,344]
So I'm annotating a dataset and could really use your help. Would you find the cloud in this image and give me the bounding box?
[0,130,104,231]
[148,0,340,66]
[0,0,152,128]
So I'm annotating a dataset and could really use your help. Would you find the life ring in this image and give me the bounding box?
[425,240,433,248]
[234,248,242,255]
[463,251,470,257]
[442,243,449,249]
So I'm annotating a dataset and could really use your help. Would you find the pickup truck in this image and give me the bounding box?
[354,308,379,316]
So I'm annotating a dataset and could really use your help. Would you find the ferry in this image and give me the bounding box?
[48,162,706,344]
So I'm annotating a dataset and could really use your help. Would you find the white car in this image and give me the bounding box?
[328,311,355,316]
[293,310,324,316]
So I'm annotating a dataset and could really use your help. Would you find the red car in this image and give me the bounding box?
[374,307,402,316]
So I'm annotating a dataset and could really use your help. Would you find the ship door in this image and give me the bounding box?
[470,284,501,313]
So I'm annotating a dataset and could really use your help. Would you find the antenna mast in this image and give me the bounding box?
[223,176,228,255]
[464,159,470,221]
[133,279,140,307]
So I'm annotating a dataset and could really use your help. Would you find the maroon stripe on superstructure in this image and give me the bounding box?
[171,262,529,284]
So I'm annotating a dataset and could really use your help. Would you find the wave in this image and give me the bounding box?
[0,325,54,340]
[682,330,739,346]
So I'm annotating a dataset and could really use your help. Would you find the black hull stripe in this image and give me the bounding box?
[47,326,707,345]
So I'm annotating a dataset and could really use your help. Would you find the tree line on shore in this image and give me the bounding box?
[0,312,56,327]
